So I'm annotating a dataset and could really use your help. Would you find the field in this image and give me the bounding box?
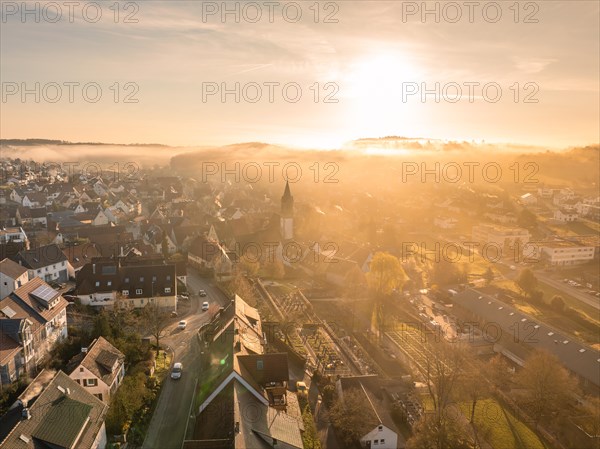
[461,399,545,449]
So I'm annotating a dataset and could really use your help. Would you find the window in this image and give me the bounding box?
[152,276,157,281]
[378,425,383,431]
[136,289,143,295]
[107,281,112,287]
[380,439,385,444]
[84,378,98,387]
[166,275,171,281]
[257,360,264,370]
[53,264,56,269]
[374,440,378,445]
[95,281,100,287]
[122,290,129,296]
[80,367,84,372]
[94,393,103,401]
[140,277,144,282]
[165,288,171,293]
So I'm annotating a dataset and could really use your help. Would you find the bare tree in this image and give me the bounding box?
[142,302,171,357]
[516,349,579,425]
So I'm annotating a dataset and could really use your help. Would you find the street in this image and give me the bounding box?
[142,269,230,449]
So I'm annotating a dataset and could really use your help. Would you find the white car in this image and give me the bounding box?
[202,301,209,311]
[199,290,207,297]
[178,320,187,330]
[171,362,183,380]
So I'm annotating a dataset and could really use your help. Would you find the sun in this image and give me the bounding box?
[340,52,425,140]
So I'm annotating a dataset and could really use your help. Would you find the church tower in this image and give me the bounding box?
[280,180,294,240]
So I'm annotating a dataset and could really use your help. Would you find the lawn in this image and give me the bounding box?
[154,350,173,379]
[461,399,545,449]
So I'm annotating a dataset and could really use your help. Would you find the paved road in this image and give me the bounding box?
[142,270,230,449]
[535,272,600,311]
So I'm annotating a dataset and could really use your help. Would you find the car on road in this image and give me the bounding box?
[202,301,209,311]
[171,362,183,380]
[178,320,187,330]
[199,289,207,297]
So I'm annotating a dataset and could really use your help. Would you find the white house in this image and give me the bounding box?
[554,208,578,223]
[0,258,29,299]
[92,210,110,226]
[17,244,69,283]
[360,424,398,449]
[434,216,458,229]
[69,336,125,403]
[520,193,537,205]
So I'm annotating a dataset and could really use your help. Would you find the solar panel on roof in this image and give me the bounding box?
[31,284,58,303]
[1,306,16,318]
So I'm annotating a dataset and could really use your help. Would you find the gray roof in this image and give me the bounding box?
[454,288,600,387]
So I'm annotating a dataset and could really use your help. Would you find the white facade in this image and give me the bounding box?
[472,225,530,255]
[554,209,578,222]
[360,424,398,449]
[27,260,68,284]
[70,359,125,403]
[0,267,29,299]
[542,244,595,266]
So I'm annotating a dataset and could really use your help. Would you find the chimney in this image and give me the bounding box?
[21,408,31,420]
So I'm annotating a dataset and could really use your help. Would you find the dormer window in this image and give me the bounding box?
[165,288,171,293]
[136,289,142,295]
[122,290,129,296]
[95,281,100,287]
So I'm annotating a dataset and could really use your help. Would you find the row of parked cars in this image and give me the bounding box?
[563,279,600,297]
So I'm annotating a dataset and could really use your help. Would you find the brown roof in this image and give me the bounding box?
[0,325,21,365]
[72,336,125,387]
[10,277,68,323]
[0,258,28,279]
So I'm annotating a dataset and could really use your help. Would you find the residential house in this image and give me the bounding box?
[519,193,537,205]
[182,294,304,449]
[471,224,531,257]
[22,192,48,208]
[0,258,29,299]
[0,370,108,449]
[188,235,234,280]
[62,243,103,278]
[0,278,68,383]
[16,244,69,283]
[0,227,29,247]
[335,376,400,449]
[68,336,125,403]
[434,216,458,229]
[74,257,177,309]
[554,208,579,223]
[16,206,47,228]
[92,210,110,226]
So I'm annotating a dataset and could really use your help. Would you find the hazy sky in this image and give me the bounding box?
[1,1,599,149]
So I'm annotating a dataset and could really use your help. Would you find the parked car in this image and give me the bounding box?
[171,362,183,380]
[202,301,209,311]
[199,290,207,297]
[178,320,187,330]
[171,311,178,318]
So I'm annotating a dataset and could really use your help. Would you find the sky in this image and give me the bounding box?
[1,1,599,150]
